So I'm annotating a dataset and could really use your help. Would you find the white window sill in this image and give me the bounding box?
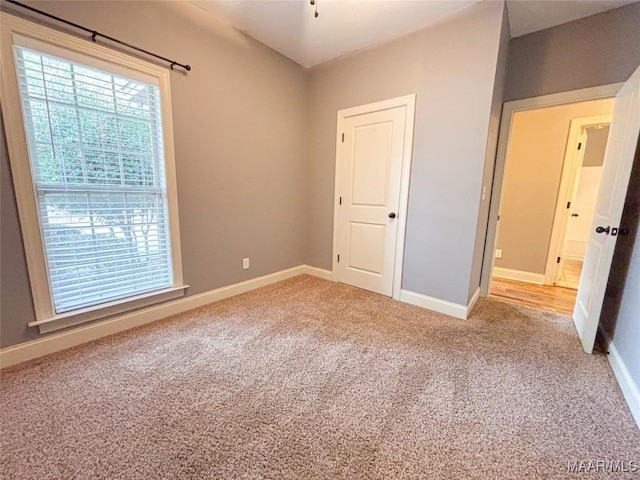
[28,285,189,334]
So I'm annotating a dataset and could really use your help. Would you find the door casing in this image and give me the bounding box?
[480,83,623,298]
[547,115,612,286]
[332,94,416,300]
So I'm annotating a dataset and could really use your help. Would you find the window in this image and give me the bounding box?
[1,15,186,333]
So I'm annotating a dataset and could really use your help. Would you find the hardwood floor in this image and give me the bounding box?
[490,277,577,315]
[556,259,583,289]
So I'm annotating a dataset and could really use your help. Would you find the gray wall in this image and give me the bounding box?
[505,2,640,102]
[307,1,507,306]
[4,0,638,352]
[0,1,309,347]
[583,126,610,168]
[467,4,510,300]
[1,107,36,347]
[600,138,640,393]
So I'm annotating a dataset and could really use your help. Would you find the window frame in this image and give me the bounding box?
[1,13,187,334]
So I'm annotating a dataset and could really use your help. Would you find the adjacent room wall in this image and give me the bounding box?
[307,0,507,306]
[0,1,309,348]
[494,99,614,275]
[505,2,640,102]
[582,126,610,167]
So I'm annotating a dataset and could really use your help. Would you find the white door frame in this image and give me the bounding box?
[332,94,416,300]
[480,84,623,297]
[545,114,612,285]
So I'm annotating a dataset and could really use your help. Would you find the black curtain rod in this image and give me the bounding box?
[6,0,191,72]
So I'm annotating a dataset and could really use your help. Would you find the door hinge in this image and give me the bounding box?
[557,256,561,263]
[339,196,342,205]
[341,133,344,143]
[577,142,582,150]
[337,254,340,263]
[566,201,571,209]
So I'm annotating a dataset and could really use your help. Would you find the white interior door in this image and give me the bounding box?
[334,106,407,296]
[554,130,588,284]
[563,165,603,260]
[573,66,640,353]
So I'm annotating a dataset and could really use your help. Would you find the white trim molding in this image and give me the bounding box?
[480,83,624,298]
[492,267,545,285]
[0,13,186,332]
[399,288,479,320]
[301,265,333,281]
[603,337,640,430]
[467,288,481,317]
[30,286,189,334]
[0,265,331,369]
[562,240,587,261]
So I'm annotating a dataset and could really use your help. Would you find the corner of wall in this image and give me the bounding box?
[467,0,510,302]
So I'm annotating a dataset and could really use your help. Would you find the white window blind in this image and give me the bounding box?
[15,46,174,314]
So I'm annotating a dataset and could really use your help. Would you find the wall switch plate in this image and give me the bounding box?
[495,249,503,259]
[243,258,250,270]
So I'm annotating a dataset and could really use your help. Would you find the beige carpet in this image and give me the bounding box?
[2,275,639,479]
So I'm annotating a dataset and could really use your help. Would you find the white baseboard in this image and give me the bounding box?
[306,267,477,320]
[467,287,480,317]
[1,264,331,369]
[606,340,640,430]
[563,240,587,260]
[302,266,479,320]
[301,265,333,281]
[399,289,474,320]
[493,267,545,285]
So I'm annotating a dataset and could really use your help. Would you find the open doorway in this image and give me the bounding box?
[482,71,640,354]
[485,97,615,314]
[555,123,611,289]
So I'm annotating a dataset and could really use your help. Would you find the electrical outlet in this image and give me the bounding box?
[242,257,250,270]
[495,249,503,259]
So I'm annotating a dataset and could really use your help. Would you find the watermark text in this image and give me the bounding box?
[568,460,638,473]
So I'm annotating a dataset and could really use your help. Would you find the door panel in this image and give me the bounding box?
[348,222,385,274]
[574,66,640,353]
[335,106,407,296]
[563,166,603,259]
[352,122,392,206]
